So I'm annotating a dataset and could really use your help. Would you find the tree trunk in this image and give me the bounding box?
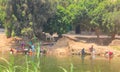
[111,33,116,40]
[95,27,100,40]
[6,28,12,38]
[95,27,102,45]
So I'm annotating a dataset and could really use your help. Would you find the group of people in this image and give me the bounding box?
[10,41,36,55]
[80,45,113,59]
[81,45,95,56]
[27,41,35,54]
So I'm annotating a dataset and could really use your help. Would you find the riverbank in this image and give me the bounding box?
[45,37,120,57]
[0,33,120,57]
[0,34,13,53]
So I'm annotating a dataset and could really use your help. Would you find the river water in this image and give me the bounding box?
[0,54,120,72]
[40,55,120,72]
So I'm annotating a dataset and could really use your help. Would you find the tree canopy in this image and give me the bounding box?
[0,0,120,39]
[0,0,8,27]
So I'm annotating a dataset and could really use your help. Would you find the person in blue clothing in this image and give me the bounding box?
[28,40,33,46]
[31,43,35,52]
[81,48,86,64]
[28,43,35,55]
[81,48,85,55]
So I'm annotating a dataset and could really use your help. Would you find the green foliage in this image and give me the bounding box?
[0,56,20,72]
[44,1,81,35]
[2,0,120,39]
[21,27,33,38]
[102,3,120,35]
[88,0,120,37]
[89,1,106,26]
[59,66,68,72]
[0,56,41,72]
[5,0,56,38]
[5,22,13,38]
[36,42,41,59]
[0,0,8,27]
[59,63,74,72]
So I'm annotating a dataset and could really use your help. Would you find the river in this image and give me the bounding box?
[0,54,120,72]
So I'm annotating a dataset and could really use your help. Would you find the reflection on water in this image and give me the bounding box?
[81,55,85,63]
[0,53,120,72]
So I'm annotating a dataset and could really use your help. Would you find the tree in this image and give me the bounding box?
[6,0,56,39]
[0,0,8,27]
[102,0,120,39]
[43,0,82,35]
[103,12,120,39]
[87,0,105,39]
[5,0,120,40]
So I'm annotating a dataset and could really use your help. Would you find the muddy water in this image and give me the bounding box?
[0,53,120,72]
[40,55,120,72]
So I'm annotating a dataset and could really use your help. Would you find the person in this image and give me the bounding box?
[105,51,113,58]
[10,48,14,54]
[28,40,32,46]
[91,48,96,59]
[24,48,29,55]
[81,48,85,55]
[28,49,33,56]
[28,44,32,51]
[40,47,47,55]
[31,44,35,53]
[108,51,113,62]
[89,45,96,59]
[104,51,113,63]
[81,48,85,64]
[92,48,95,54]
[108,51,113,56]
[21,41,25,50]
[89,45,93,53]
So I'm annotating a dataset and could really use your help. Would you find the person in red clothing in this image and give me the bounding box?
[105,51,113,57]
[108,51,113,56]
[108,51,113,63]
[105,50,113,63]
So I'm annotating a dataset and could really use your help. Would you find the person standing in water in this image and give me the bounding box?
[105,50,113,63]
[81,48,85,55]
[89,45,93,53]
[89,45,95,59]
[91,48,96,59]
[81,48,85,64]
